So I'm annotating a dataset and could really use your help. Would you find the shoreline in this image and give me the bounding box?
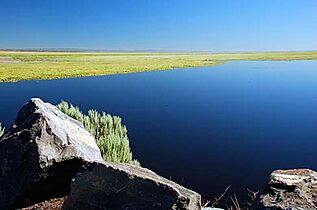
[0,51,317,82]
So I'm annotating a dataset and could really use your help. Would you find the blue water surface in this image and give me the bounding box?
[1,61,316,201]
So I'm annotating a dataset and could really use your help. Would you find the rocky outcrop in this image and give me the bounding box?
[63,161,201,210]
[4,98,316,210]
[258,169,317,209]
[0,98,103,210]
[0,98,202,210]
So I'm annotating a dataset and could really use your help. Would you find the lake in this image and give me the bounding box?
[0,61,317,203]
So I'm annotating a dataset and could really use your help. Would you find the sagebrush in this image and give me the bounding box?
[57,101,139,165]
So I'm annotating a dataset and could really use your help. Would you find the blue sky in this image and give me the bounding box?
[0,0,316,51]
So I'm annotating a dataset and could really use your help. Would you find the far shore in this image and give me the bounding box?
[0,51,317,82]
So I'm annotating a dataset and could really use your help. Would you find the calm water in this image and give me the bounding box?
[1,61,317,202]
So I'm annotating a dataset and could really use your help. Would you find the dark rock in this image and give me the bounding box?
[0,98,103,210]
[257,169,317,210]
[62,161,202,210]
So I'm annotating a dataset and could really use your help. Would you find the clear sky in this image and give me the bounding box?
[0,0,316,51]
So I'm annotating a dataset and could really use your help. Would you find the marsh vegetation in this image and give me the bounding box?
[1,51,316,82]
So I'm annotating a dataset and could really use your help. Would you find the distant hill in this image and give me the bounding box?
[0,48,212,53]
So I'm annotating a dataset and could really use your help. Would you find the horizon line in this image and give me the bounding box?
[1,48,317,53]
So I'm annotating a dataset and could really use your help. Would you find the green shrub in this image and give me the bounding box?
[57,101,139,165]
[0,123,4,138]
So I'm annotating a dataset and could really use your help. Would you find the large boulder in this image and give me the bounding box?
[0,98,203,210]
[0,98,103,210]
[257,169,317,209]
[62,161,202,210]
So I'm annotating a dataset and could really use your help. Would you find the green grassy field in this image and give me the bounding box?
[0,51,317,82]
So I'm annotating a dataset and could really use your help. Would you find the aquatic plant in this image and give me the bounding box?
[57,101,139,165]
[0,123,4,138]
